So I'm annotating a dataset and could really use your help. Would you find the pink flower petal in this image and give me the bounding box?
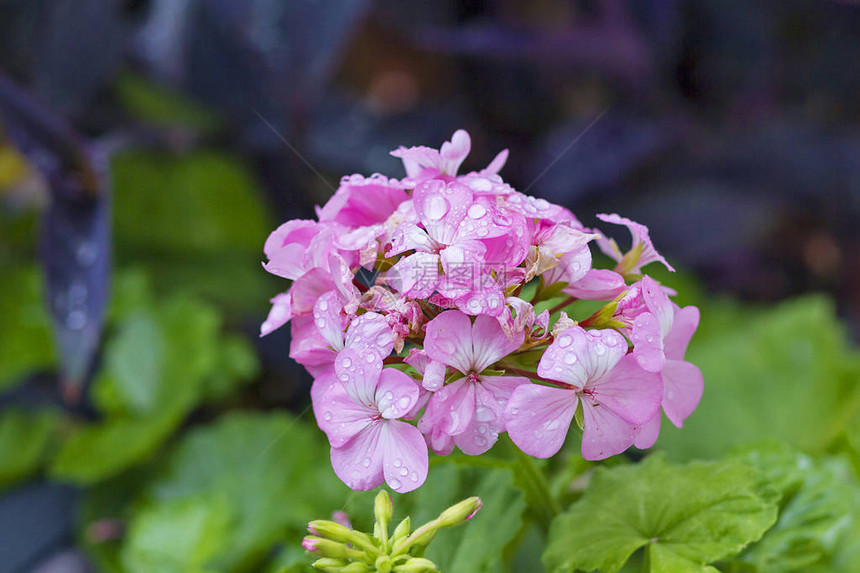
[596,213,675,273]
[630,312,665,373]
[313,292,346,350]
[330,424,384,491]
[418,377,475,437]
[661,359,704,427]
[590,354,662,425]
[481,148,509,176]
[439,129,471,175]
[318,174,408,227]
[335,348,383,408]
[641,276,674,337]
[376,368,420,420]
[664,306,700,361]
[538,327,627,388]
[314,378,374,447]
[260,292,292,337]
[580,398,636,460]
[387,252,440,298]
[633,412,661,450]
[470,315,524,372]
[454,375,529,455]
[345,312,394,359]
[424,311,476,374]
[387,222,437,257]
[505,384,578,458]
[564,269,627,300]
[414,180,473,245]
[381,421,429,493]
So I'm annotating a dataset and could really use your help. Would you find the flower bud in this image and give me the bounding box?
[303,537,366,561]
[392,516,411,543]
[307,520,377,552]
[374,490,394,526]
[394,557,439,573]
[311,557,348,570]
[341,563,370,573]
[436,496,482,527]
[375,555,393,573]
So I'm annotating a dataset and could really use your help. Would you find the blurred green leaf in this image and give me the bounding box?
[111,150,273,312]
[543,454,779,573]
[731,447,857,572]
[0,408,59,491]
[115,72,222,132]
[136,412,349,572]
[122,494,233,573]
[0,266,55,390]
[658,296,860,459]
[52,295,224,483]
[203,333,260,403]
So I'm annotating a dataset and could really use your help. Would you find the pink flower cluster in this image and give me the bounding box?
[261,130,703,493]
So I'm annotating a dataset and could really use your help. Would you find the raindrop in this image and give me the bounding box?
[324,412,332,421]
[424,195,450,220]
[563,354,577,365]
[474,436,488,447]
[75,241,97,267]
[397,396,411,410]
[365,353,376,363]
[557,335,572,348]
[399,467,409,477]
[341,357,352,368]
[389,479,402,490]
[393,458,402,467]
[315,318,326,328]
[319,299,329,311]
[468,204,487,219]
[66,310,86,330]
[363,457,372,468]
[475,407,494,422]
[68,281,87,305]
[510,408,519,415]
[595,345,606,355]
[410,472,419,482]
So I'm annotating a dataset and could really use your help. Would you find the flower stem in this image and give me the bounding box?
[547,295,577,316]
[508,437,560,532]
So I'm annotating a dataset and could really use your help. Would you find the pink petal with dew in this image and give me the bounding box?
[564,269,627,300]
[470,315,524,372]
[313,292,346,350]
[381,421,429,493]
[335,348,382,408]
[416,180,473,245]
[630,312,665,373]
[580,398,637,460]
[543,244,592,285]
[376,368,420,420]
[345,312,394,359]
[455,375,529,455]
[315,378,375,447]
[390,145,440,179]
[424,311,475,374]
[641,276,674,337]
[418,377,475,437]
[260,292,292,336]
[664,306,700,361]
[331,423,385,491]
[633,412,661,450]
[538,327,627,389]
[289,314,336,373]
[439,239,487,289]
[596,213,675,272]
[425,425,455,456]
[387,222,437,257]
[661,359,704,428]
[505,383,578,458]
[387,252,439,298]
[591,355,663,425]
[422,360,446,391]
[263,243,310,280]
[454,284,507,318]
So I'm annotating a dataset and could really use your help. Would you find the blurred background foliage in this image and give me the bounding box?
[0,1,859,572]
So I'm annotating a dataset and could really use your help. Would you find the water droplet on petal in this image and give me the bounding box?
[563,353,577,365]
[365,353,376,363]
[400,467,409,476]
[393,458,402,467]
[557,336,572,348]
[424,195,450,221]
[389,478,402,490]
[410,472,419,482]
[319,299,329,311]
[397,396,411,410]
[363,457,372,468]
[510,407,519,415]
[341,357,352,368]
[323,412,332,421]
[595,345,606,355]
[315,318,326,328]
[339,373,349,382]
[76,241,97,266]
[468,204,487,219]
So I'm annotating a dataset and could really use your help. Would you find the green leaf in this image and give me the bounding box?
[53,295,224,483]
[0,408,59,491]
[658,296,860,459]
[202,333,260,403]
[543,455,779,573]
[135,412,349,572]
[114,72,222,132]
[111,150,274,312]
[733,447,857,572]
[50,412,179,484]
[121,494,233,573]
[0,266,55,390]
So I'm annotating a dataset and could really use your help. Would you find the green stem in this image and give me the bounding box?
[547,295,577,316]
[508,437,561,532]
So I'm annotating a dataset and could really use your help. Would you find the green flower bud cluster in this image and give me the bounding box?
[303,490,482,572]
